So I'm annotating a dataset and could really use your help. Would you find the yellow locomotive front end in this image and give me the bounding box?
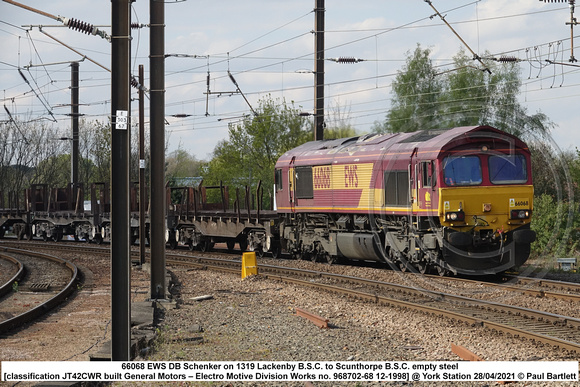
[437,149,536,275]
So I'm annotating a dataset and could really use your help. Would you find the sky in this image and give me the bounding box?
[1,0,579,161]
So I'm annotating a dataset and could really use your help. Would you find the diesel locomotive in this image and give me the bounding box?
[274,125,536,275]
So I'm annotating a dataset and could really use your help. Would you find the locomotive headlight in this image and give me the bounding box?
[510,209,531,220]
[445,211,465,222]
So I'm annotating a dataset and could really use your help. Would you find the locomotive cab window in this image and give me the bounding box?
[421,161,433,187]
[443,156,482,186]
[295,166,313,199]
[275,169,283,191]
[489,154,527,184]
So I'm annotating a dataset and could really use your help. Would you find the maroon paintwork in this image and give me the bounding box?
[275,125,532,217]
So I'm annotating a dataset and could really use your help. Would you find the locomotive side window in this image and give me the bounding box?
[384,170,410,206]
[489,154,527,184]
[421,161,432,187]
[275,169,283,191]
[443,156,482,186]
[295,166,313,199]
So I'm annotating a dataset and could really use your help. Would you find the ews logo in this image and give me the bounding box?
[344,165,358,188]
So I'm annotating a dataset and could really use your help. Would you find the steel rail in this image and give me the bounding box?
[5,239,580,301]
[424,273,580,302]
[166,258,580,353]
[0,253,25,298]
[5,240,580,351]
[0,247,80,334]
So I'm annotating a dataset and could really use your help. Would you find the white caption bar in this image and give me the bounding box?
[1,361,578,382]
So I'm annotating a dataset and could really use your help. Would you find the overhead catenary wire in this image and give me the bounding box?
[2,2,580,138]
[424,0,491,74]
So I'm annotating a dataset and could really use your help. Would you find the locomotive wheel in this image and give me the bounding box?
[416,262,429,275]
[436,265,447,276]
[398,260,408,272]
[323,252,336,265]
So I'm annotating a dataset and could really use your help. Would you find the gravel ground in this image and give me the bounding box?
[141,260,580,387]
[1,247,579,387]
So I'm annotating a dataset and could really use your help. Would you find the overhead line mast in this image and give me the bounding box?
[539,0,578,62]
[314,0,325,141]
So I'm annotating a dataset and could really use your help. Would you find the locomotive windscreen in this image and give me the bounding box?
[489,154,527,184]
[443,156,482,186]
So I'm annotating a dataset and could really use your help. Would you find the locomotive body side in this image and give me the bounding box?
[274,125,536,275]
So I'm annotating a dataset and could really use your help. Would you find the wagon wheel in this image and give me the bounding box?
[309,251,318,262]
[238,238,248,252]
[226,240,236,251]
[188,240,196,251]
[199,239,214,252]
[256,247,265,258]
[168,237,178,250]
[42,232,49,242]
[294,250,306,260]
[52,231,63,242]
[93,234,103,245]
[271,241,282,259]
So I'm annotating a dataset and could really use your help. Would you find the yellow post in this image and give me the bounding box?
[241,251,258,279]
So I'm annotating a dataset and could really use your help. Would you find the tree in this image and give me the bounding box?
[324,100,359,139]
[374,45,553,139]
[85,120,111,184]
[166,145,203,186]
[531,193,579,259]
[202,96,312,208]
[374,44,443,133]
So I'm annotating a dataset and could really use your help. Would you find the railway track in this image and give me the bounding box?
[0,247,80,334]
[0,254,24,298]
[3,240,580,353]
[166,256,580,353]
[9,240,580,302]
